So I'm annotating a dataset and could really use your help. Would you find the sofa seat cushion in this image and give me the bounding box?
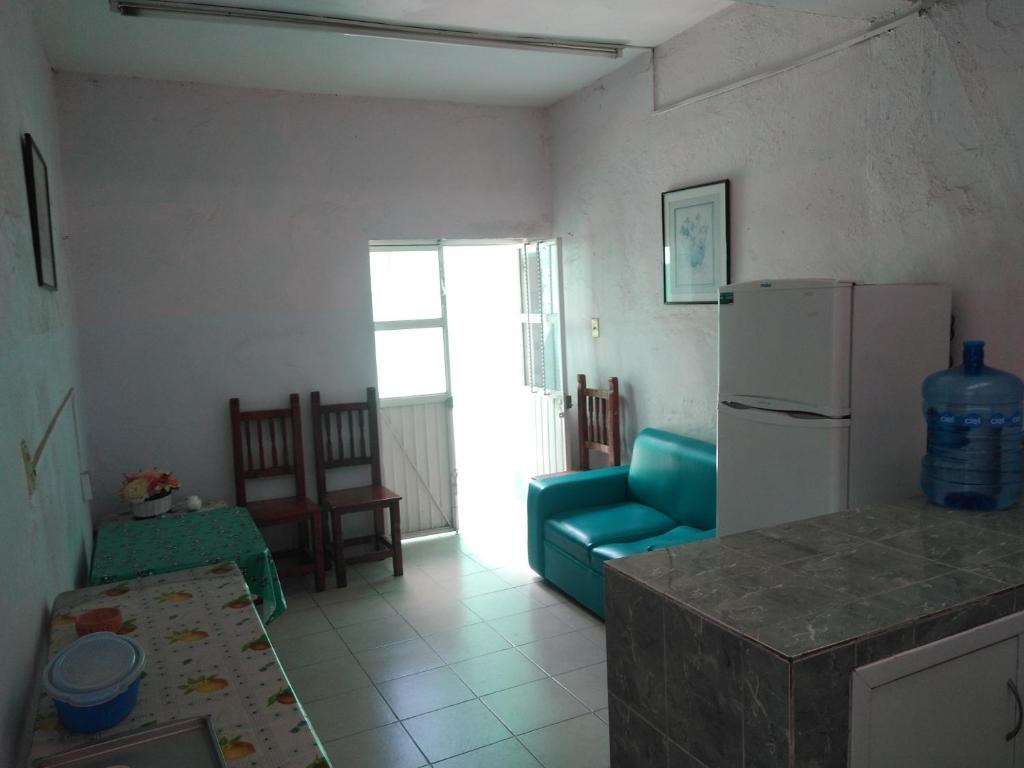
[544,503,676,564]
[590,526,717,568]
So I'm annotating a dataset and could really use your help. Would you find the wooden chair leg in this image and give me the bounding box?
[389,501,403,577]
[312,511,325,593]
[298,519,310,561]
[332,508,347,588]
[374,508,385,550]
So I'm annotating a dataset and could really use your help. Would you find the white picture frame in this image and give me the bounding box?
[662,180,729,304]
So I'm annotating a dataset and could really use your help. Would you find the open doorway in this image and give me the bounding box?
[367,240,567,559]
[445,240,567,559]
[443,243,524,551]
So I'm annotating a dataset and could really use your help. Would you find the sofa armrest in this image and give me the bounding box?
[526,466,630,574]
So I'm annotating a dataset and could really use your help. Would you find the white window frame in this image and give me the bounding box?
[369,241,451,403]
[369,238,532,403]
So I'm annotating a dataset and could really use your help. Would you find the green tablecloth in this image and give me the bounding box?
[90,507,286,623]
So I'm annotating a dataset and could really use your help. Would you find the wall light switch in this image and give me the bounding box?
[591,318,600,338]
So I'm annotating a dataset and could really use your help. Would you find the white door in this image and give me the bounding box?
[370,244,457,536]
[719,279,852,417]
[717,403,849,535]
[851,611,1024,768]
[519,240,568,476]
[855,638,1018,767]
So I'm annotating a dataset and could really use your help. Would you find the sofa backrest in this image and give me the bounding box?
[627,428,716,530]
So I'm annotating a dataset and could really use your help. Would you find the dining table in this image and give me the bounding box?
[90,506,287,623]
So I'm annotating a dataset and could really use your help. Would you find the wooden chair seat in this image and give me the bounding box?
[246,496,323,526]
[312,389,403,588]
[322,485,401,512]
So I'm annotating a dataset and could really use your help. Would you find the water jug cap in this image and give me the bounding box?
[963,340,985,374]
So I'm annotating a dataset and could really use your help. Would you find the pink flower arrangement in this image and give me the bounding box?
[119,469,181,503]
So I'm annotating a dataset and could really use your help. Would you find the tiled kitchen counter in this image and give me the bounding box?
[604,496,1024,767]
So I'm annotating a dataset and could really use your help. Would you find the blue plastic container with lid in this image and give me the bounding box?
[921,340,1023,510]
[43,631,146,732]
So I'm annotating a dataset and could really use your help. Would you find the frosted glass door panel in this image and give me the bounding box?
[370,249,442,322]
[375,328,447,399]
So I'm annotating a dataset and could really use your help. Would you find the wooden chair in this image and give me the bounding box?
[311,388,403,588]
[577,374,621,470]
[229,393,325,591]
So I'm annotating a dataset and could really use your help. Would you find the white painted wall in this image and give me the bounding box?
[551,0,1024,452]
[0,0,92,762]
[59,75,551,516]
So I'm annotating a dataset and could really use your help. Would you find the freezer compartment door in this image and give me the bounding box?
[717,403,849,536]
[719,280,852,417]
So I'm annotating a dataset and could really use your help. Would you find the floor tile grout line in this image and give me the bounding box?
[291,537,607,766]
[292,646,607,753]
[280,607,604,682]
[393,717,431,768]
[474,677,595,734]
[277,609,581,660]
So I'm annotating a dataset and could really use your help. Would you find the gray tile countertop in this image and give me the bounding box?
[607,497,1024,659]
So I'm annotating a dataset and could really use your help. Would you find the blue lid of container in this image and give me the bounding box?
[44,632,145,707]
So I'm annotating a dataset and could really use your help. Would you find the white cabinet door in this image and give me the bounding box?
[718,279,852,417]
[852,612,1024,768]
[716,403,849,536]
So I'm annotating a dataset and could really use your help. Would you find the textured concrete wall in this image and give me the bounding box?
[59,74,551,515]
[551,0,1024,451]
[0,0,93,762]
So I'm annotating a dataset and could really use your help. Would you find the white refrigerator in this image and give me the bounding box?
[716,279,952,536]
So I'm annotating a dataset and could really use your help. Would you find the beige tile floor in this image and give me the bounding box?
[271,533,609,768]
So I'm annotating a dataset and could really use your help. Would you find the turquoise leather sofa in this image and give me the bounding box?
[527,428,716,617]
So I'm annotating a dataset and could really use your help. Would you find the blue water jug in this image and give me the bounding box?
[921,340,1023,510]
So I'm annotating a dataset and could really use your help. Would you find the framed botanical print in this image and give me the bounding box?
[662,180,729,304]
[22,133,57,290]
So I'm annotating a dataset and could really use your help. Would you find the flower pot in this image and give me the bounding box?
[130,493,173,519]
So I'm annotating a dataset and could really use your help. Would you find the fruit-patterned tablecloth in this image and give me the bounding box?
[29,564,330,768]
[90,507,286,624]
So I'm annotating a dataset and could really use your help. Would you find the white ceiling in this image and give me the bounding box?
[32,0,732,107]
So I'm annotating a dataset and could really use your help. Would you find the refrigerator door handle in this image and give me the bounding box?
[720,401,851,428]
[721,394,851,418]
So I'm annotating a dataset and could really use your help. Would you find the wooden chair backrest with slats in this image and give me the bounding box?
[310,388,383,498]
[229,393,307,506]
[577,374,621,470]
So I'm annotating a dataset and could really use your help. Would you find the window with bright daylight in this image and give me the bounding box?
[369,245,449,399]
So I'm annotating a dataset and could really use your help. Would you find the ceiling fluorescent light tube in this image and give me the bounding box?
[109,0,625,58]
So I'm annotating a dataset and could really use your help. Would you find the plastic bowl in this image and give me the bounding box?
[52,676,141,732]
[75,607,124,636]
[43,632,146,733]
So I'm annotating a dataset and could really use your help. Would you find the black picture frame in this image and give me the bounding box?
[662,179,729,304]
[22,133,57,291]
